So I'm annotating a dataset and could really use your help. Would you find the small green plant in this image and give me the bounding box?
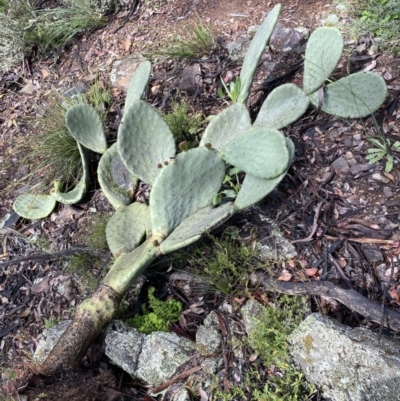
[0,0,9,12]
[218,77,242,104]
[213,166,242,205]
[152,17,214,59]
[187,234,257,296]
[12,81,110,195]
[366,136,400,172]
[340,0,400,54]
[248,296,316,400]
[163,99,204,145]
[126,287,182,333]
[44,317,60,329]
[25,2,106,54]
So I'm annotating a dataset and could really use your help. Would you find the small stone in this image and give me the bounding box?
[371,173,390,184]
[331,156,349,174]
[178,63,202,96]
[270,24,309,52]
[383,187,393,198]
[363,245,384,263]
[110,55,147,92]
[350,163,373,175]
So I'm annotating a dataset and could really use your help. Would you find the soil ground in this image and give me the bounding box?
[1,0,400,400]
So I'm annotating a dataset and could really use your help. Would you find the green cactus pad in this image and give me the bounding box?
[106,202,149,258]
[125,61,152,110]
[303,27,343,95]
[103,238,159,295]
[310,72,387,118]
[65,104,107,154]
[234,138,295,210]
[98,143,138,210]
[150,147,225,238]
[221,128,289,179]
[50,144,90,204]
[160,203,237,254]
[199,103,251,150]
[118,100,176,185]
[237,3,281,104]
[254,84,309,129]
[13,194,57,220]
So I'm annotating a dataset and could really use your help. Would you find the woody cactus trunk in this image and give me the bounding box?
[39,4,387,375]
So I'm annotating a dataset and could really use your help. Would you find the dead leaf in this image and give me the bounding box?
[31,276,49,294]
[305,268,318,277]
[198,386,208,401]
[41,68,49,79]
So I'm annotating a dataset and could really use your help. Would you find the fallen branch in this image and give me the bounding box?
[254,274,400,332]
[0,247,110,268]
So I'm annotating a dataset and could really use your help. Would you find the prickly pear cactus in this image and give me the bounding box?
[13,194,57,220]
[65,103,107,154]
[150,147,226,238]
[118,100,176,186]
[50,144,90,205]
[124,60,152,111]
[303,27,343,95]
[106,202,148,257]
[309,72,387,118]
[97,143,138,210]
[237,3,281,104]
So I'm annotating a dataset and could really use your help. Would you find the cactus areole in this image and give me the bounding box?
[38,4,387,375]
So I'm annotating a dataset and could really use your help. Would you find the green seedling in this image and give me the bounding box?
[213,166,242,205]
[218,77,242,104]
[366,136,400,172]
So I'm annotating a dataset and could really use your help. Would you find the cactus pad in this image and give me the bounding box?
[199,103,251,150]
[150,147,225,238]
[254,84,309,129]
[50,144,89,205]
[118,100,176,185]
[124,61,152,111]
[160,203,237,254]
[237,3,281,104]
[98,143,138,210]
[303,27,343,95]
[221,128,289,179]
[13,194,57,220]
[106,202,148,258]
[234,138,295,210]
[65,104,107,154]
[310,72,387,118]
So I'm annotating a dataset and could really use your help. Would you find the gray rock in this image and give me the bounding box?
[33,320,71,363]
[104,320,146,377]
[196,325,221,356]
[371,173,390,184]
[270,25,309,53]
[226,38,251,62]
[110,55,147,92]
[240,300,264,349]
[363,245,384,263]
[178,63,202,96]
[62,82,87,99]
[350,163,373,176]
[135,331,195,386]
[289,313,400,401]
[201,357,221,374]
[383,186,393,198]
[331,156,349,174]
[105,321,195,386]
[195,311,221,356]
